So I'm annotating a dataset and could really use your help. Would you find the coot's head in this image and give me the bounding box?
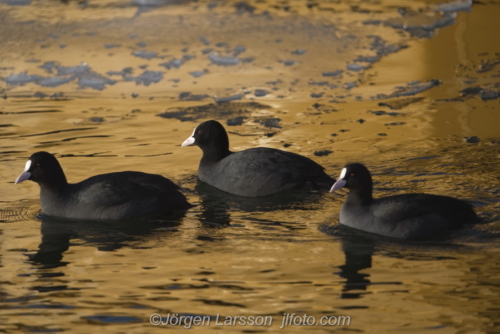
[15,151,67,186]
[181,120,230,153]
[330,163,372,193]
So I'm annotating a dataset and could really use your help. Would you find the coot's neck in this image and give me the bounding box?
[200,147,232,164]
[37,167,69,193]
[346,184,373,206]
[199,136,232,163]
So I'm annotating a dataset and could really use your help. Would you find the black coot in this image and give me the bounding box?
[181,120,334,197]
[15,151,192,220]
[330,163,477,240]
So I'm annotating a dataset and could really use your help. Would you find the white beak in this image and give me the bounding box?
[15,171,32,184]
[329,167,347,192]
[181,136,195,147]
[329,179,346,192]
[15,160,33,184]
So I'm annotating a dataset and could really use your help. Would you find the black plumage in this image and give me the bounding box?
[15,151,191,220]
[182,120,334,197]
[330,163,477,239]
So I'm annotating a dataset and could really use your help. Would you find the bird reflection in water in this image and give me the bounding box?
[29,212,187,267]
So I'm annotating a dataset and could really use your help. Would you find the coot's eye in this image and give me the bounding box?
[36,163,41,167]
[350,173,354,176]
[197,130,202,134]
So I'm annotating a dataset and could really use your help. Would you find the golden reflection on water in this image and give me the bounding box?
[0,0,500,333]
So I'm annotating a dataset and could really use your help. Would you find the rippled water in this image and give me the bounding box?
[1,0,500,333]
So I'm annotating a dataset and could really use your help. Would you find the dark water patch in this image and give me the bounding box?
[367,110,404,116]
[179,92,210,101]
[38,76,75,87]
[4,73,42,85]
[0,109,61,115]
[435,97,464,102]
[347,63,370,72]
[3,295,41,303]
[39,135,111,144]
[281,60,297,66]
[214,93,244,103]
[384,10,456,37]
[132,50,157,60]
[206,283,253,291]
[107,67,134,77]
[254,89,269,97]
[406,156,441,161]
[464,136,480,144]
[157,110,192,121]
[77,72,116,90]
[226,116,247,126]
[375,80,441,99]
[192,299,246,308]
[254,118,281,129]
[377,97,424,110]
[263,281,313,285]
[143,283,210,291]
[31,285,83,293]
[3,63,110,89]
[159,58,184,69]
[0,150,24,154]
[240,217,307,231]
[311,103,338,113]
[355,55,380,63]
[344,82,357,90]
[460,86,499,101]
[54,64,90,76]
[195,271,215,275]
[368,35,408,57]
[38,61,57,73]
[314,150,333,157]
[12,325,62,333]
[56,152,116,158]
[322,70,343,77]
[20,127,97,138]
[233,45,246,55]
[208,53,239,66]
[435,0,472,12]
[157,102,270,122]
[9,303,76,309]
[199,36,210,45]
[336,305,369,310]
[83,314,142,324]
[189,70,208,78]
[476,59,500,73]
[241,56,255,63]
[309,81,329,86]
[384,122,406,126]
[124,152,173,157]
[133,70,163,86]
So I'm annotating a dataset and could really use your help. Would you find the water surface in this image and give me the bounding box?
[1,0,500,333]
